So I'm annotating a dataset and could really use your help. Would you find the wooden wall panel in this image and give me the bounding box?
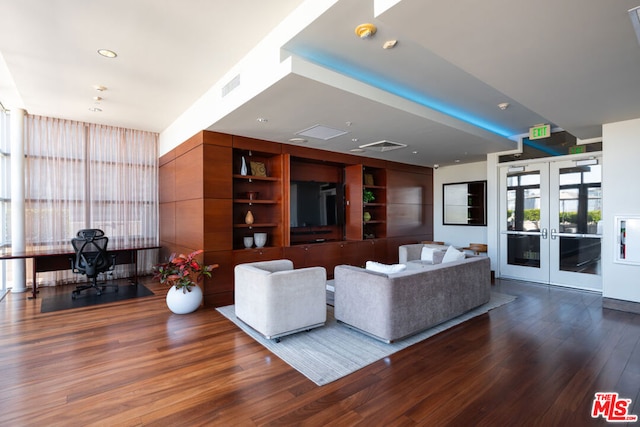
[386,204,430,237]
[233,135,282,154]
[290,160,342,183]
[203,250,233,307]
[175,199,204,250]
[386,169,431,204]
[159,160,176,204]
[204,199,233,251]
[175,145,204,202]
[159,202,175,246]
[202,131,233,147]
[203,145,233,199]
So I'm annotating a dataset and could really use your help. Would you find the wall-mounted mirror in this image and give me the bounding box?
[443,180,487,226]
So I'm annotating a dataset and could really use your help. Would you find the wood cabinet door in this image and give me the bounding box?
[232,247,284,266]
[344,164,363,241]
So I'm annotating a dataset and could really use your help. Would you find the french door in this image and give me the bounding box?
[499,156,602,290]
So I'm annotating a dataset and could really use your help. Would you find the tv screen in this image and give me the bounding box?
[290,181,343,227]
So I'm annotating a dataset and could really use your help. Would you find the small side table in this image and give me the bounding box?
[463,243,488,255]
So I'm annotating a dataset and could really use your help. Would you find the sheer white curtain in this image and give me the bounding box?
[24,116,158,286]
[0,110,9,295]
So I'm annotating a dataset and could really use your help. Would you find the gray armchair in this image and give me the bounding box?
[234,259,327,342]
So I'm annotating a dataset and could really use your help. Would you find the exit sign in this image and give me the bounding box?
[529,124,551,140]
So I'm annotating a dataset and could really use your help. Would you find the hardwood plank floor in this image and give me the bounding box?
[1,278,639,426]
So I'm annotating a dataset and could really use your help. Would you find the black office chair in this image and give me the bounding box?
[70,229,117,299]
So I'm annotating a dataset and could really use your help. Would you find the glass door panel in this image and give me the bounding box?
[499,164,549,283]
[549,160,602,289]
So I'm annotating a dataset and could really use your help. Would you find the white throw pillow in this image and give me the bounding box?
[420,246,435,262]
[441,245,465,263]
[365,261,407,274]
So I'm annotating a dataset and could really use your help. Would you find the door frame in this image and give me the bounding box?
[496,153,603,291]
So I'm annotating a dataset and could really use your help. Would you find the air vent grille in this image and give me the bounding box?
[222,74,241,97]
[359,140,407,152]
[296,125,348,140]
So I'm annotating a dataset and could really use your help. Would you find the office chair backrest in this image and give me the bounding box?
[71,229,112,278]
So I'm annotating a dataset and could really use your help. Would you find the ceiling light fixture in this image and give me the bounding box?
[498,102,510,110]
[93,85,107,92]
[97,49,117,58]
[383,40,398,49]
[256,117,268,123]
[288,137,307,143]
[88,107,102,112]
[629,6,640,45]
[355,23,377,39]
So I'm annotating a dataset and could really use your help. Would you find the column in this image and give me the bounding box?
[10,108,26,293]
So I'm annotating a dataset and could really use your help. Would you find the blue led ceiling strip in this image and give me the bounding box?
[293,49,516,139]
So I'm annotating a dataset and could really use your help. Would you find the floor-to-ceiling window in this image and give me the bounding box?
[0,114,159,289]
[0,109,9,297]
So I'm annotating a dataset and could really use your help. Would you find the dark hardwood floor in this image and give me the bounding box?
[1,277,639,426]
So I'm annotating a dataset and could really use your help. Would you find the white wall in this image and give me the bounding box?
[602,117,640,303]
[433,161,487,247]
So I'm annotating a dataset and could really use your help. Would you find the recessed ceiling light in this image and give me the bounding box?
[88,107,102,112]
[97,49,117,58]
[498,102,510,110]
[412,151,418,154]
[93,96,102,102]
[288,138,307,143]
[256,118,268,123]
[93,85,107,92]
[383,40,398,49]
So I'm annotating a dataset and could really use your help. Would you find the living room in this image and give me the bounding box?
[1,1,640,424]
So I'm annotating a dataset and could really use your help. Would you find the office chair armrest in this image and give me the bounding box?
[70,256,79,274]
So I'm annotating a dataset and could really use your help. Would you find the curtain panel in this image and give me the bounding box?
[23,115,159,286]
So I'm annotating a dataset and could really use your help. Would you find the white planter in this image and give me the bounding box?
[166,284,203,314]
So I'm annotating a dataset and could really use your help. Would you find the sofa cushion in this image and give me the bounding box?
[420,246,435,263]
[365,261,407,274]
[442,245,465,263]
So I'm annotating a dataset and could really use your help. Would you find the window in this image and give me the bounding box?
[1,114,159,287]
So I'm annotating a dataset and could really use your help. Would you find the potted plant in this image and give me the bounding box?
[363,189,375,203]
[154,250,218,314]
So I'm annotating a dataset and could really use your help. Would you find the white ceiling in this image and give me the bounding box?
[2,0,640,167]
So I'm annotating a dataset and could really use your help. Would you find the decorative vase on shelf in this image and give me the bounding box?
[241,156,248,176]
[243,236,254,248]
[254,232,267,248]
[245,210,254,225]
[363,212,371,222]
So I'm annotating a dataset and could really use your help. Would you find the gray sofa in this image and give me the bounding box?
[334,250,490,343]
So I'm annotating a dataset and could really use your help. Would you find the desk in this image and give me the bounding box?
[0,245,160,299]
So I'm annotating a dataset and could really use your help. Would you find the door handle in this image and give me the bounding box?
[541,228,548,239]
[550,228,556,240]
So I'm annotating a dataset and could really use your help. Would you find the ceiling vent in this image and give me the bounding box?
[296,124,348,140]
[359,140,407,152]
[222,74,240,97]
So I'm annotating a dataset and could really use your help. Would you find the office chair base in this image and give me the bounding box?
[71,281,119,299]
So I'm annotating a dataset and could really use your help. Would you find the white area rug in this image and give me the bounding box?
[217,292,515,386]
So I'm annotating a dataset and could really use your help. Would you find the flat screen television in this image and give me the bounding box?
[290,181,344,227]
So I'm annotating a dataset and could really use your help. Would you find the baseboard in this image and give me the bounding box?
[602,297,640,315]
